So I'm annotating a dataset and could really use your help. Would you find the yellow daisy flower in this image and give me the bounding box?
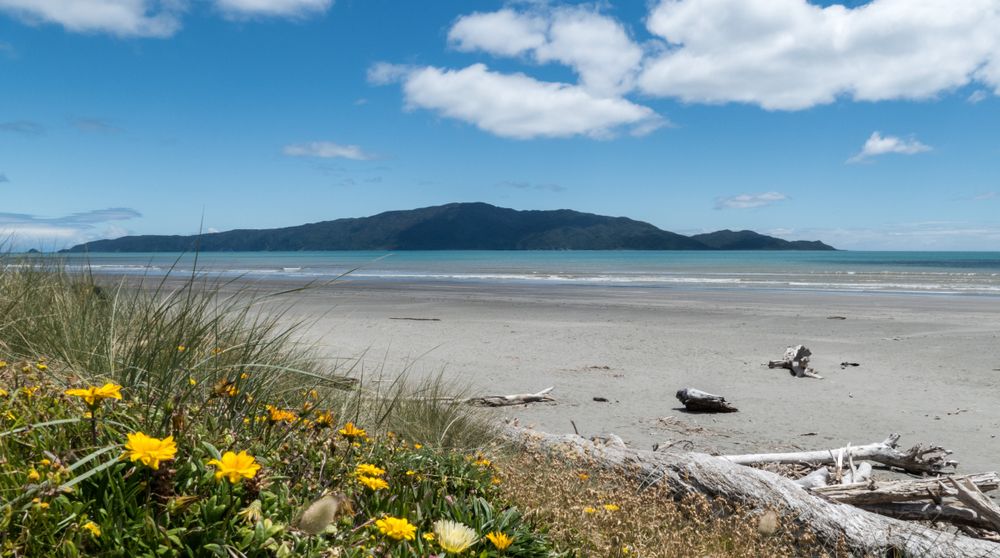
[207,450,261,483]
[65,383,122,406]
[486,531,514,550]
[123,432,177,470]
[375,516,416,541]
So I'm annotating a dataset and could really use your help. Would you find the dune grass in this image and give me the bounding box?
[0,256,550,556]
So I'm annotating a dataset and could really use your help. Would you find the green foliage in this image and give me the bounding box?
[0,259,559,557]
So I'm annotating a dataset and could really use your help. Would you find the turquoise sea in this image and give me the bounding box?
[52,251,1000,296]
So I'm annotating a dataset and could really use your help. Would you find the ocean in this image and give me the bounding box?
[50,251,1000,296]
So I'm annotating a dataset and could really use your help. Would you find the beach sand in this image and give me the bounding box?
[277,280,1000,473]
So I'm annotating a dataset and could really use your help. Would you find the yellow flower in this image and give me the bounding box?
[577,472,590,481]
[603,503,620,512]
[27,468,40,482]
[313,411,335,428]
[177,345,186,352]
[82,521,101,537]
[0,360,7,368]
[473,457,492,468]
[583,506,597,514]
[355,463,386,477]
[211,347,223,355]
[405,470,416,476]
[32,498,49,510]
[486,531,514,551]
[423,532,435,541]
[35,362,48,371]
[357,475,388,491]
[491,476,502,485]
[21,386,39,398]
[188,377,197,386]
[39,458,52,467]
[123,432,177,470]
[413,443,423,449]
[433,520,477,553]
[207,450,261,483]
[338,422,367,440]
[375,516,416,541]
[0,388,7,397]
[265,405,296,423]
[65,383,123,406]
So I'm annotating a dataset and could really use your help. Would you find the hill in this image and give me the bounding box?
[691,229,835,250]
[63,203,835,252]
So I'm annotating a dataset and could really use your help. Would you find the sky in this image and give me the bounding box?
[1,0,999,251]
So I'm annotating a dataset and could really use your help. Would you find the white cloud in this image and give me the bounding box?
[973,192,998,200]
[214,0,331,19]
[367,62,413,86]
[0,207,141,250]
[640,0,1000,110]
[0,0,183,37]
[395,64,662,140]
[848,132,931,163]
[968,90,989,103]
[449,7,643,96]
[714,191,787,209]
[282,141,375,160]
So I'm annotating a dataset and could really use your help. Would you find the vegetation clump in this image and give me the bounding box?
[0,259,554,557]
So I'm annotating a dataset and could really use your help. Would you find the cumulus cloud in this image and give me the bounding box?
[0,120,44,135]
[640,0,1000,110]
[449,7,643,96]
[0,0,183,38]
[283,141,375,160]
[0,207,141,249]
[714,191,787,210]
[385,63,662,139]
[848,132,931,163]
[214,0,331,19]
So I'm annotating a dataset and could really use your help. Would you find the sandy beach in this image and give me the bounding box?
[270,279,1000,474]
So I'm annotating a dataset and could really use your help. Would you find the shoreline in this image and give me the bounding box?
[247,278,1000,475]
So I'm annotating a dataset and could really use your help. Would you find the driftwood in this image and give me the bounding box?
[720,434,958,475]
[949,477,1000,532]
[467,386,554,407]
[501,425,1000,557]
[813,472,1000,506]
[675,388,738,413]
[768,344,823,379]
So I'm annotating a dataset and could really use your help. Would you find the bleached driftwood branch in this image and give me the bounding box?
[719,433,958,475]
[467,386,555,407]
[501,425,1000,557]
[768,344,823,379]
[813,472,1000,506]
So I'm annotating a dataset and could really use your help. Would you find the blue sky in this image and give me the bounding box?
[1,0,999,250]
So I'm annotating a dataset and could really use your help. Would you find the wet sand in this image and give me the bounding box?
[275,279,1000,473]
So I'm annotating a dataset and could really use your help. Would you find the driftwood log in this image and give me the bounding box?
[467,386,555,407]
[813,472,1000,506]
[720,433,958,475]
[501,425,1000,557]
[768,344,823,379]
[675,388,738,413]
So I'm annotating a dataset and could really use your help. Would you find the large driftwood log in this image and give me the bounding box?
[467,387,555,407]
[675,388,738,413]
[501,426,1000,558]
[720,433,958,475]
[813,472,1000,506]
[768,344,823,379]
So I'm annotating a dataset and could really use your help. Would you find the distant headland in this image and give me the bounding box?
[62,202,836,252]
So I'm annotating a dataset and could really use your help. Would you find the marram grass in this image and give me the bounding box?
[0,257,551,557]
